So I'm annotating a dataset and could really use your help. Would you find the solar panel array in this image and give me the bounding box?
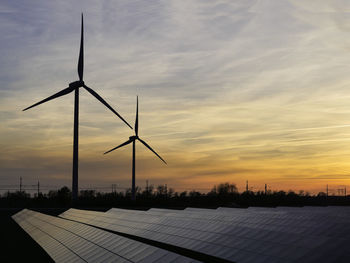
[183,207,350,238]
[12,209,198,263]
[59,207,350,263]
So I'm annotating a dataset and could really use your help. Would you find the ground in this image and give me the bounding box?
[0,208,64,262]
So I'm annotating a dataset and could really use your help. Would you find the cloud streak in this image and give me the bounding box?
[1,0,350,193]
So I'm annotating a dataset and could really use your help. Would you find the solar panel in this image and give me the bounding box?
[129,207,350,261]
[13,209,198,263]
[214,207,350,237]
[13,210,84,263]
[60,207,350,263]
[171,207,350,238]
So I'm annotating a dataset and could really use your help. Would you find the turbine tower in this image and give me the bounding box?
[23,14,132,201]
[104,96,166,200]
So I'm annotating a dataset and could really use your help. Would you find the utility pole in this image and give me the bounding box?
[20,177,22,192]
[345,186,347,197]
[265,184,267,195]
[37,180,40,196]
[165,184,168,198]
[246,180,248,192]
[326,184,328,198]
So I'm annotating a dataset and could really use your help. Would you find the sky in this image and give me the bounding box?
[1,0,350,194]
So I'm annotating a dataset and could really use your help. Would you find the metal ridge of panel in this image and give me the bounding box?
[13,209,198,263]
[59,208,350,263]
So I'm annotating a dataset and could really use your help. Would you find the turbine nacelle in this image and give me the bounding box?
[69,80,85,89]
[129,135,138,141]
[105,97,166,165]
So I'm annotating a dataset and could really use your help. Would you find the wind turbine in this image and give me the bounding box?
[104,96,166,200]
[23,14,132,201]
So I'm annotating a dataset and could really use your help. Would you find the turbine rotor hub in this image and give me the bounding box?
[69,80,85,89]
[129,135,138,141]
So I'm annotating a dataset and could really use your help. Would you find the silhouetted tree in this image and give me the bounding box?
[80,190,95,198]
[189,190,201,198]
[180,191,187,198]
[318,192,327,197]
[156,185,166,197]
[48,190,58,199]
[217,182,238,195]
[141,184,154,197]
[168,187,175,198]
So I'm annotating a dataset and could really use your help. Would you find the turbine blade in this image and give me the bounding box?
[138,138,167,164]
[83,85,133,129]
[135,96,139,136]
[78,13,84,81]
[104,139,133,154]
[23,86,75,111]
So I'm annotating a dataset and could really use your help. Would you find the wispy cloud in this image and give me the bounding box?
[1,0,350,193]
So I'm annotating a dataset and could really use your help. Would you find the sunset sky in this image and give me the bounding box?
[1,0,350,194]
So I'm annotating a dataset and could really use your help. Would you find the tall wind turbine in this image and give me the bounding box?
[104,96,166,200]
[23,14,132,201]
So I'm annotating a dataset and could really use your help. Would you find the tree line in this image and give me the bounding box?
[1,182,349,208]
